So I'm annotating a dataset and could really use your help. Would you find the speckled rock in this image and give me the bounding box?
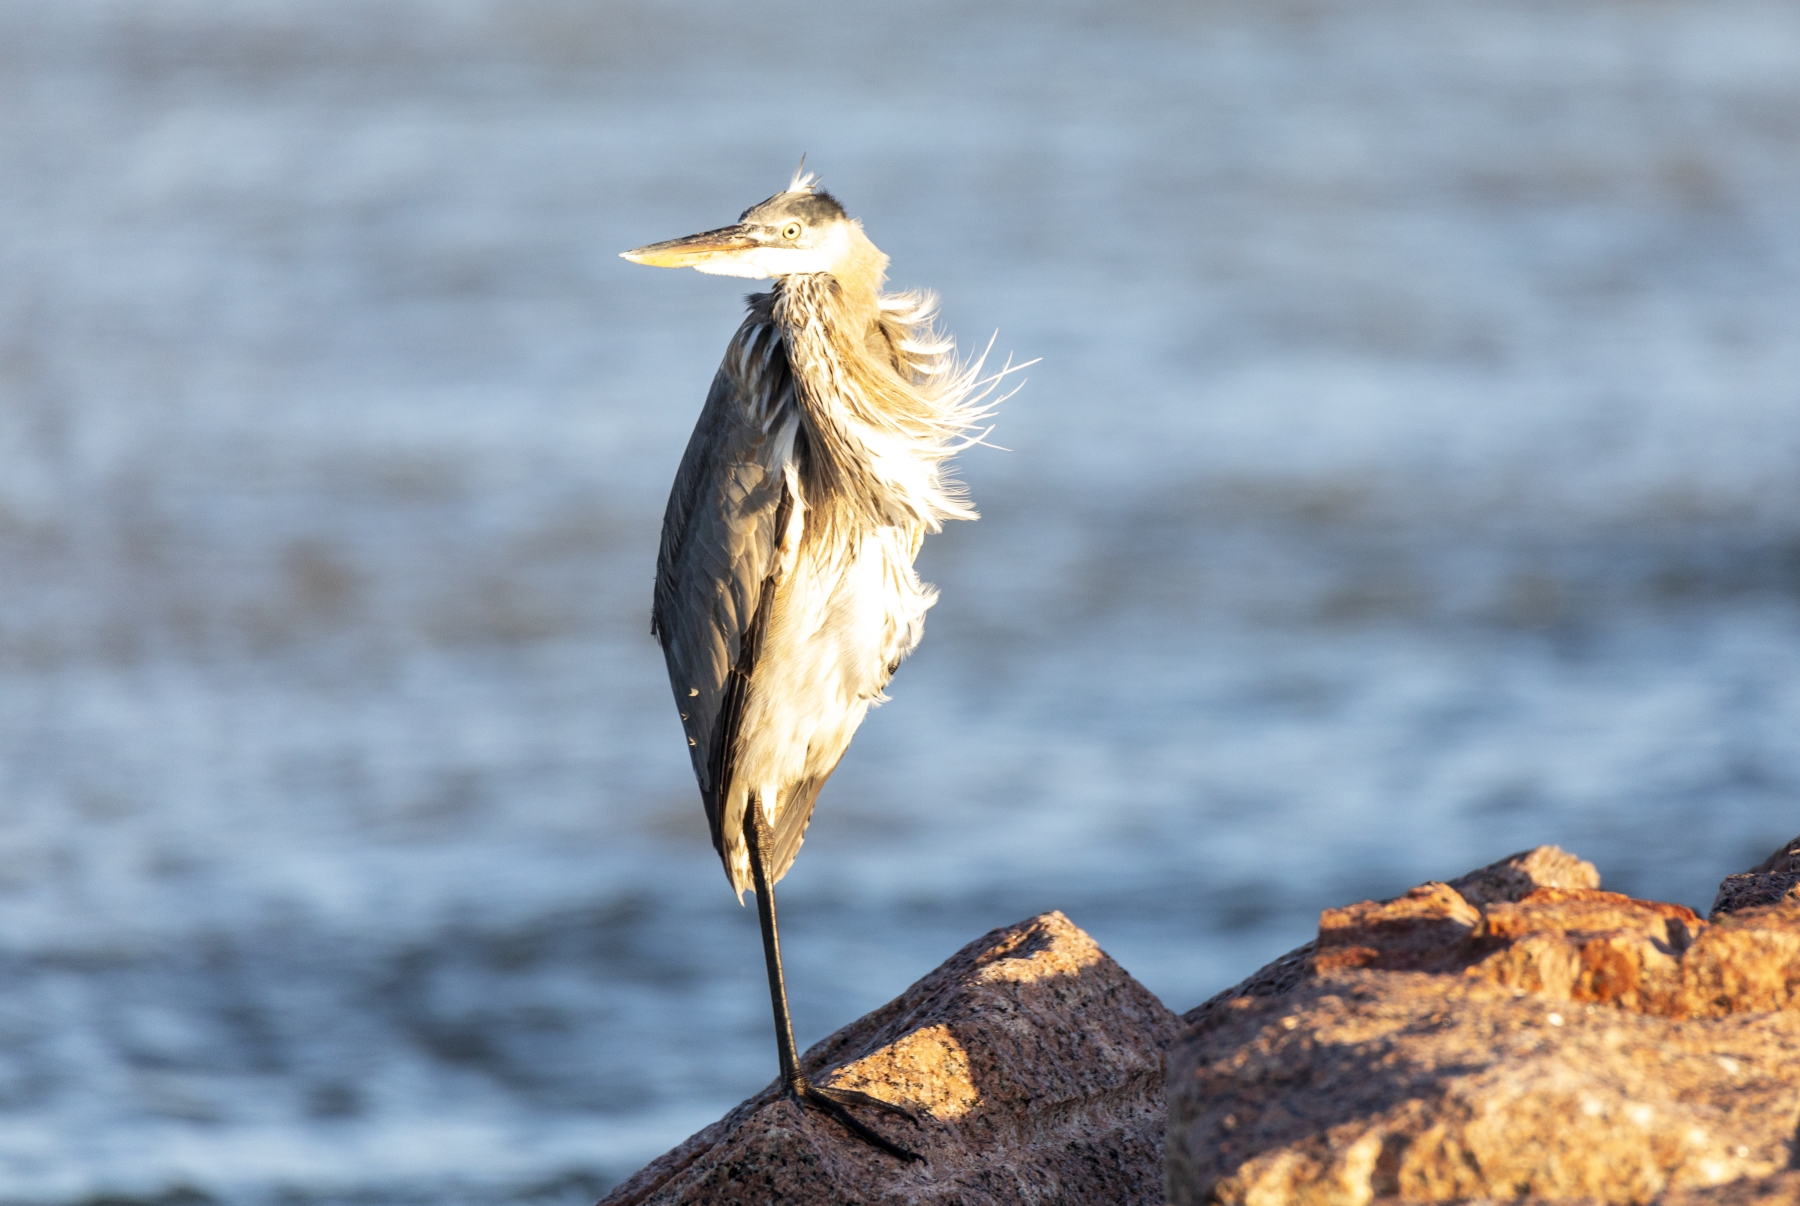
[1166,843,1800,1205]
[1446,843,1602,907]
[1713,835,1800,917]
[598,911,1179,1206]
[1180,845,1601,1032]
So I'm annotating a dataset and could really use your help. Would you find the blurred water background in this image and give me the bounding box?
[1,0,1798,1201]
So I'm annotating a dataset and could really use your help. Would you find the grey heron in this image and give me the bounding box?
[622,165,1017,1161]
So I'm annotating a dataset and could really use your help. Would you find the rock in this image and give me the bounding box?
[1446,843,1601,907]
[1169,976,1800,1205]
[1659,1174,1800,1205]
[1713,835,1800,917]
[599,911,1179,1206]
[1181,845,1599,1031]
[1167,843,1800,1205]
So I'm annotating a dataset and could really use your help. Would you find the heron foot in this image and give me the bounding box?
[788,1076,924,1162]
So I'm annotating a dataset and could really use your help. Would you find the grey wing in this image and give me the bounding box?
[763,771,830,886]
[652,353,794,869]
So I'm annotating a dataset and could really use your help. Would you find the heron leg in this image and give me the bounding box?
[743,808,923,1163]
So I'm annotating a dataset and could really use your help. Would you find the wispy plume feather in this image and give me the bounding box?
[775,280,1032,544]
[786,155,818,195]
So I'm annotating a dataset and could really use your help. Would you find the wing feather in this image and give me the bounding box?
[652,313,795,887]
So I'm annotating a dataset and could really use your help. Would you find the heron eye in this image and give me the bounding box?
[781,222,803,241]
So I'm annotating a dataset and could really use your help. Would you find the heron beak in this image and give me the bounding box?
[620,224,759,269]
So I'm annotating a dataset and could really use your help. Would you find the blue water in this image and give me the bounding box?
[1,0,1798,1200]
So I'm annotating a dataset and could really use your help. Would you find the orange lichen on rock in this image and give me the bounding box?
[1306,878,1788,1021]
[1680,901,1800,1018]
[1456,886,1700,1014]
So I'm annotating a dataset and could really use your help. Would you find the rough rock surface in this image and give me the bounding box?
[1167,842,1800,1205]
[1181,845,1602,1032]
[1714,836,1800,917]
[598,911,1179,1206]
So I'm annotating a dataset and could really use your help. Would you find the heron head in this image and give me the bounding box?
[620,166,879,284]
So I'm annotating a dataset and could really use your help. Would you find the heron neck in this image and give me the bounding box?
[820,227,889,327]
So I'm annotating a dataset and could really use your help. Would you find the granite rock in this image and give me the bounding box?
[1713,835,1800,917]
[1446,843,1602,907]
[1167,842,1800,1205]
[1181,845,1600,1032]
[599,911,1179,1206]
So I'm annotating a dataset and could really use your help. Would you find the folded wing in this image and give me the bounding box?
[653,317,798,892]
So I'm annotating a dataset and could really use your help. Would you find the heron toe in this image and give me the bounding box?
[791,1076,924,1162]
[812,1081,921,1124]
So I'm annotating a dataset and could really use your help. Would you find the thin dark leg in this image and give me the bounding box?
[744,805,923,1162]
